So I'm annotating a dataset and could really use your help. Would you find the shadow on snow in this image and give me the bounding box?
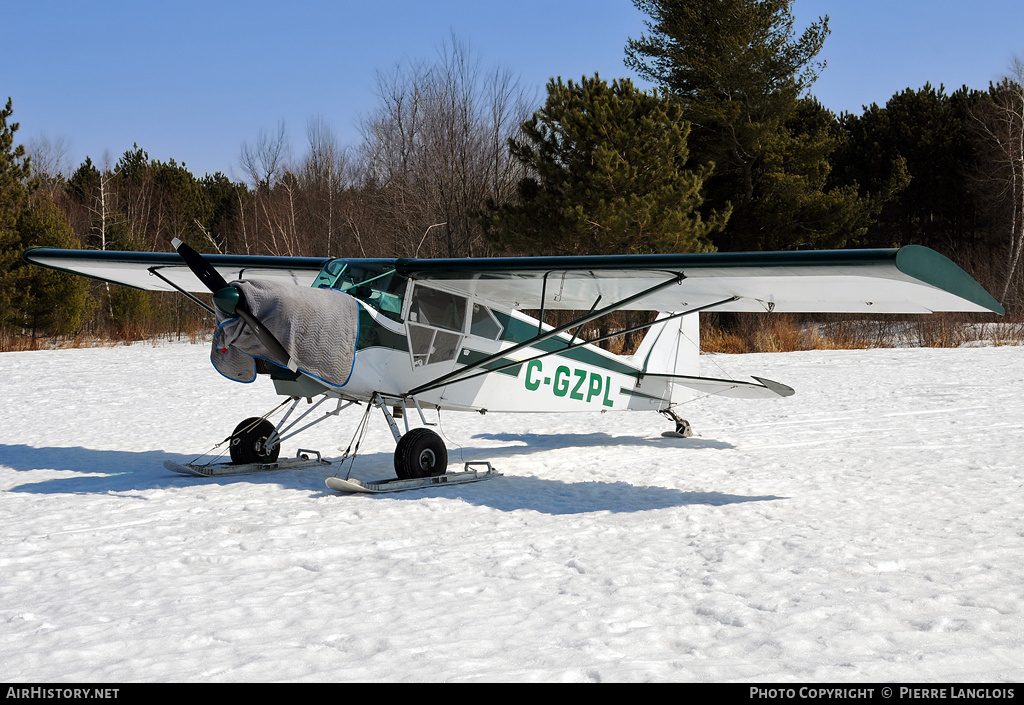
[467,431,735,453]
[0,433,776,515]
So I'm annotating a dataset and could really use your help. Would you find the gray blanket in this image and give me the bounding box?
[211,280,359,387]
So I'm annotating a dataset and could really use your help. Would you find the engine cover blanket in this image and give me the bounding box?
[211,280,359,386]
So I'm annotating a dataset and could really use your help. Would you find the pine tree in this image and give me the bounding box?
[12,196,90,343]
[626,0,870,251]
[0,98,88,347]
[151,158,212,250]
[1,98,35,344]
[483,75,727,256]
[835,85,981,251]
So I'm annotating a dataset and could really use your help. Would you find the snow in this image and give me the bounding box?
[2,342,1023,682]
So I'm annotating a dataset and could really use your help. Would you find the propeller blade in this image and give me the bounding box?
[172,238,298,372]
[171,237,229,293]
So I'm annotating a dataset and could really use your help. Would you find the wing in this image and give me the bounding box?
[22,247,331,292]
[25,245,1003,315]
[395,246,1003,315]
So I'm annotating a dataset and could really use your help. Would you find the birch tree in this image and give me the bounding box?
[975,59,1024,306]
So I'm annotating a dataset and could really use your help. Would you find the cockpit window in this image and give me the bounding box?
[313,259,406,321]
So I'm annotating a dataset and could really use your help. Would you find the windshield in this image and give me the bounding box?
[312,259,406,320]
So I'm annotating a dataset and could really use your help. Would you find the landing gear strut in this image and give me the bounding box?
[375,393,450,480]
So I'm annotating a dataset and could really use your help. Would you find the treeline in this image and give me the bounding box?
[1,39,532,347]
[2,1,1023,351]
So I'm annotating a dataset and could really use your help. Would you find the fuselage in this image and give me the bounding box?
[262,257,681,414]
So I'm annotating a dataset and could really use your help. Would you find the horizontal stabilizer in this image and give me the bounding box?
[751,376,796,397]
[642,373,795,399]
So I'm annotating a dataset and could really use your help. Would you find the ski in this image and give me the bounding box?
[165,449,331,477]
[326,462,500,494]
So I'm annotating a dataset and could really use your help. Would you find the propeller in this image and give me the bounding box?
[171,238,298,372]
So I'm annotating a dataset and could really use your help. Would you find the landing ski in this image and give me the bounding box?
[165,449,331,477]
[326,462,500,494]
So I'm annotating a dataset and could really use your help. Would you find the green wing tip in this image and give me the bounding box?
[896,245,1004,315]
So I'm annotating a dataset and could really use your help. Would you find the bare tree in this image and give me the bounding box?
[975,58,1024,305]
[298,117,351,256]
[240,121,289,190]
[238,121,295,254]
[355,35,533,258]
[358,59,430,255]
[26,134,72,198]
[96,153,115,252]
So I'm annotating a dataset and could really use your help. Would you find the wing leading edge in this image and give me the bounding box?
[22,247,331,292]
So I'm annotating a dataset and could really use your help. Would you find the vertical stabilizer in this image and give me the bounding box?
[629,313,700,406]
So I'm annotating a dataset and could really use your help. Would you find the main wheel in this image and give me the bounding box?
[229,417,281,465]
[394,428,448,479]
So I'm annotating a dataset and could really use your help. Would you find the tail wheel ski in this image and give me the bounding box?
[230,417,281,465]
[660,409,694,438]
[394,428,448,479]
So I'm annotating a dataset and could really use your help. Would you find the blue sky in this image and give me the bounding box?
[5,0,1024,179]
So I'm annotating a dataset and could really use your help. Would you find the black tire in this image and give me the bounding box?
[394,428,448,479]
[229,417,281,465]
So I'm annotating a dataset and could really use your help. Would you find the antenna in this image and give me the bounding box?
[415,222,447,258]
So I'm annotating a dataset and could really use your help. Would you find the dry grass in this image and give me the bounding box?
[0,322,210,353]
[701,313,1022,354]
[3,312,1020,355]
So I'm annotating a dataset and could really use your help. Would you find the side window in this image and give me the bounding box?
[408,325,434,367]
[406,285,469,367]
[470,303,503,340]
[408,286,467,333]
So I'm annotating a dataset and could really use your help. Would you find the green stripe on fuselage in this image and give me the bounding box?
[497,315,637,377]
[457,349,522,376]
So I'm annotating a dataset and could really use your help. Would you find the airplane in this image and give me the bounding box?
[23,241,1004,493]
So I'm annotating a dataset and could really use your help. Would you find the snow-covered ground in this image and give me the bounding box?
[1,342,1022,682]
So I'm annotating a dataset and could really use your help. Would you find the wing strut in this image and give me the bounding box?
[408,274,685,396]
[410,295,739,396]
[147,267,216,315]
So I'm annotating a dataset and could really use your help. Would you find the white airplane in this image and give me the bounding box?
[24,241,1003,493]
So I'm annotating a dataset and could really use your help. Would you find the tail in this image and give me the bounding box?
[629,313,794,403]
[629,312,700,407]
